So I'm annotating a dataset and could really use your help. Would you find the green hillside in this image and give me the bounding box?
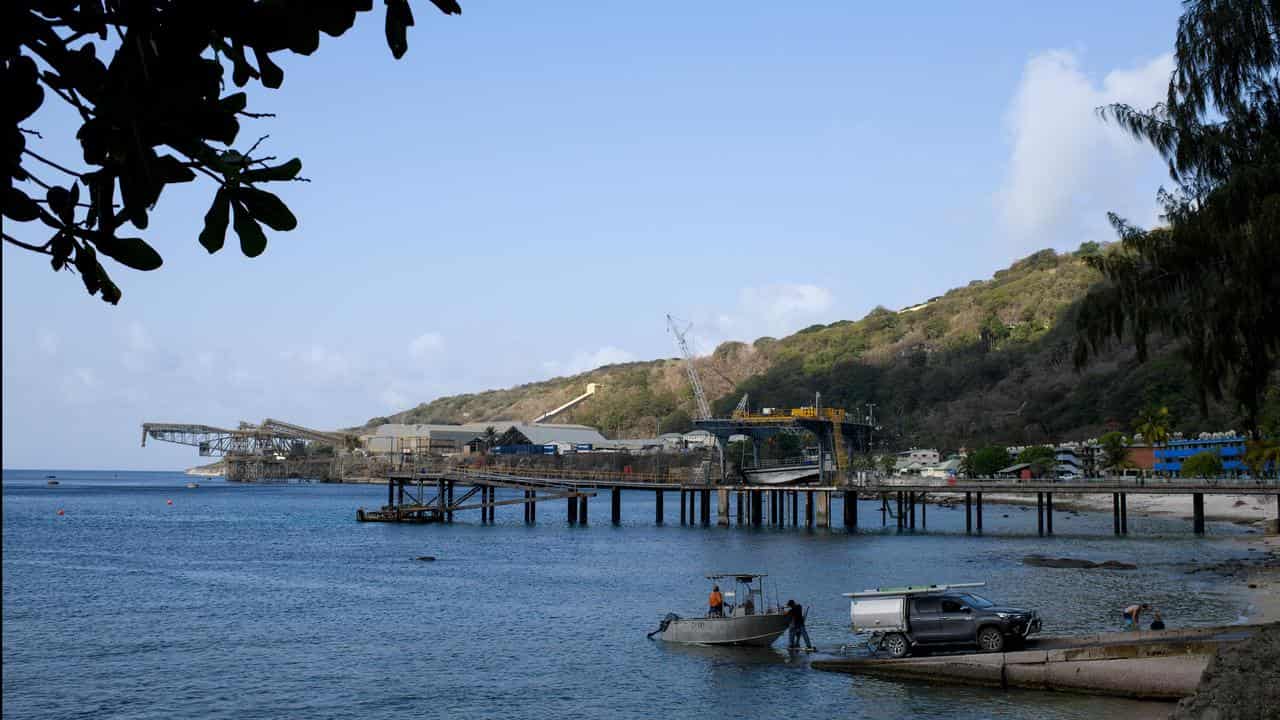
[370,246,1238,449]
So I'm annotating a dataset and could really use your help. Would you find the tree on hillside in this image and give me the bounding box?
[4,1,462,304]
[1133,405,1172,446]
[1017,445,1057,478]
[878,454,898,477]
[963,446,1011,477]
[1180,451,1223,478]
[1099,431,1131,474]
[1074,0,1280,438]
[1244,439,1280,478]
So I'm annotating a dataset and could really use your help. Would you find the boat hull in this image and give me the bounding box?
[659,612,791,646]
[743,465,820,485]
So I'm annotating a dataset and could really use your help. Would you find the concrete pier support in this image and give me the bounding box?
[908,491,916,530]
[965,492,972,534]
[770,491,778,525]
[791,490,799,527]
[701,489,711,525]
[680,490,687,525]
[1193,493,1205,535]
[736,490,744,525]
[718,488,729,527]
[920,493,926,529]
[1046,493,1053,535]
[655,490,664,525]
[1037,492,1044,536]
[1113,493,1121,535]
[612,487,622,525]
[1121,493,1128,534]
[568,495,578,524]
[578,493,588,525]
[844,491,857,529]
[976,492,983,533]
[446,481,454,523]
[751,490,763,526]
[806,491,815,527]
[817,491,830,528]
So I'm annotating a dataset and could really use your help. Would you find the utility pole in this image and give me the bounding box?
[866,403,876,453]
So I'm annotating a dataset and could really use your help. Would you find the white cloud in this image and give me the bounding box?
[997,50,1173,249]
[543,346,637,376]
[687,283,835,353]
[120,321,155,372]
[281,344,356,384]
[408,332,444,360]
[36,329,58,356]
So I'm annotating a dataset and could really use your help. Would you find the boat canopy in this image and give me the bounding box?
[706,573,767,581]
[842,582,984,599]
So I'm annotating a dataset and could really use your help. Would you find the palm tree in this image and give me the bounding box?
[1245,439,1280,480]
[482,425,498,451]
[1133,406,1171,446]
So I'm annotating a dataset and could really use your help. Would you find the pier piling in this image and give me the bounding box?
[568,494,578,524]
[1193,493,1205,535]
[1037,492,1044,536]
[611,487,622,525]
[965,492,972,534]
[579,493,588,525]
[718,488,729,527]
[655,490,664,525]
[1046,493,1053,534]
[976,492,983,533]
[1121,493,1128,534]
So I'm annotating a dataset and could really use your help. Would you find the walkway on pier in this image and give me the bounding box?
[360,468,1280,537]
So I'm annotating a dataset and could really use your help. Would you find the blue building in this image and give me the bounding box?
[1153,436,1246,475]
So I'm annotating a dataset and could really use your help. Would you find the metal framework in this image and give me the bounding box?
[667,314,712,420]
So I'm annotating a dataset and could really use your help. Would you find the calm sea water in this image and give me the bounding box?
[3,469,1257,719]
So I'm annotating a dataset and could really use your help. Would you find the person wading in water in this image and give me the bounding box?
[785,599,813,651]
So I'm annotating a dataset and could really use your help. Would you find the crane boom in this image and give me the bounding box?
[667,314,712,420]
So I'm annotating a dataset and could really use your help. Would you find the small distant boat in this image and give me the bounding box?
[45,474,57,479]
[185,482,200,489]
[650,573,792,647]
[46,479,60,486]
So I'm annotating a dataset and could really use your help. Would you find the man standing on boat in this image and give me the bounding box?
[708,585,724,617]
[785,600,813,651]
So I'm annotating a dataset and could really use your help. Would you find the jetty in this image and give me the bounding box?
[355,467,1279,536]
[811,624,1266,700]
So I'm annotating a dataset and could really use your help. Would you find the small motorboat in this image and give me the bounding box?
[185,482,200,489]
[650,573,792,647]
[46,479,60,486]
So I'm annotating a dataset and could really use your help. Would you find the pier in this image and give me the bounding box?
[356,468,1280,536]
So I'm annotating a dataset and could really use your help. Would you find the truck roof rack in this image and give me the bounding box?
[841,582,985,598]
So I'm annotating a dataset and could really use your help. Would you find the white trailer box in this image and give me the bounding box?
[850,596,906,632]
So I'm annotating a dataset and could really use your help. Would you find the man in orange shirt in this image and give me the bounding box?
[708,585,724,617]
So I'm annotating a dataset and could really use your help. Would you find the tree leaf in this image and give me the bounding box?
[95,234,163,271]
[384,0,414,59]
[254,48,283,89]
[235,187,297,231]
[232,200,268,257]
[47,185,74,224]
[198,188,231,253]
[240,158,302,183]
[4,187,42,222]
[74,243,100,295]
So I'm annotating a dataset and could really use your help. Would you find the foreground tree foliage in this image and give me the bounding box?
[1075,0,1280,437]
[3,0,461,304]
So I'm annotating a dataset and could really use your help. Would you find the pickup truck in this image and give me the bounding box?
[849,586,1041,658]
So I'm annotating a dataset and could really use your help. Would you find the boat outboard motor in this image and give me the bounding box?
[647,613,681,639]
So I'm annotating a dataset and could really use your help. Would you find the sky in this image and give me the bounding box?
[3,1,1183,470]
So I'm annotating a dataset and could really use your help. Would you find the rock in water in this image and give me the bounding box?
[414,556,436,562]
[1022,554,1136,570]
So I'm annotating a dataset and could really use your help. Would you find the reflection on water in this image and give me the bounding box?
[2,469,1253,720]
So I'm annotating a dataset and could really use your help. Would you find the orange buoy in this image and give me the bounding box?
[57,509,65,516]
[166,499,174,505]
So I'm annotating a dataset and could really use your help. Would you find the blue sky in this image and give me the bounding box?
[3,1,1182,470]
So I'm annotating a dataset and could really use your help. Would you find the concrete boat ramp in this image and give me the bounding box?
[811,625,1264,700]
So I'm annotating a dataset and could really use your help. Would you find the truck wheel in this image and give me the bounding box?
[977,627,1005,653]
[881,633,910,658]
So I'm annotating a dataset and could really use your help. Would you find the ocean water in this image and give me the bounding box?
[2,469,1257,719]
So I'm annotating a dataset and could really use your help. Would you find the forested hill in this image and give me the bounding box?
[368,247,1234,449]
